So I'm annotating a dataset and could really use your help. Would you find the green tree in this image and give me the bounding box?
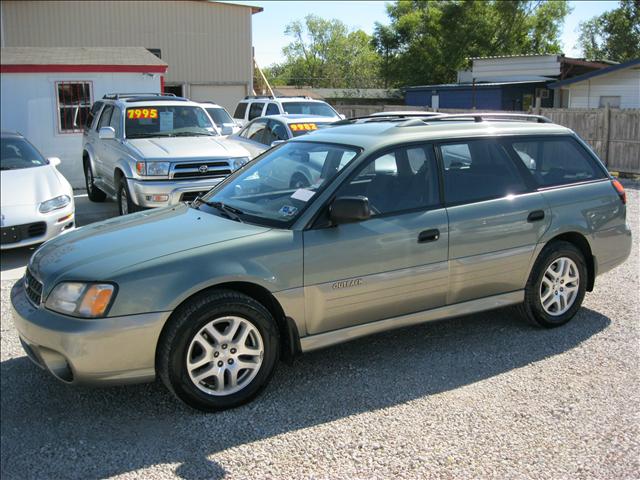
[578,0,640,61]
[372,0,570,87]
[266,15,382,88]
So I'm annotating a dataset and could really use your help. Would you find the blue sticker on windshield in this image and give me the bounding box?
[279,205,298,217]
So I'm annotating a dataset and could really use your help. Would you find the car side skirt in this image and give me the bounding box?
[300,290,524,352]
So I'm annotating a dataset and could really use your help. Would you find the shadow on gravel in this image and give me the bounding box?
[1,306,610,479]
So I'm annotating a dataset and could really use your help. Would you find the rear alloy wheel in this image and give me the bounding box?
[519,241,587,328]
[84,161,106,202]
[158,289,279,411]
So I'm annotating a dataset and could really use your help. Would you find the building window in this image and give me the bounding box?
[599,96,621,108]
[57,82,92,133]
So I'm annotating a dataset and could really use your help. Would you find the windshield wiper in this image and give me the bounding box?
[194,198,244,222]
[171,132,215,137]
[126,132,173,139]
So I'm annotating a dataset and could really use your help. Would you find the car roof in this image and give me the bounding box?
[292,120,573,150]
[239,97,327,103]
[200,102,224,109]
[1,130,24,139]
[266,114,337,124]
[108,99,203,108]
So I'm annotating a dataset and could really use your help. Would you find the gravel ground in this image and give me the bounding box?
[1,182,638,480]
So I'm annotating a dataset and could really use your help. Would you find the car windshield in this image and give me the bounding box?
[125,105,217,138]
[198,141,359,227]
[205,107,233,127]
[1,137,47,170]
[281,102,337,117]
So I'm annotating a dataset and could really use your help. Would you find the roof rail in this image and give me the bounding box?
[423,113,553,124]
[243,95,273,100]
[332,112,447,126]
[103,92,176,100]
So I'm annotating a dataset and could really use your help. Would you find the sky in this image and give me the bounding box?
[227,0,620,67]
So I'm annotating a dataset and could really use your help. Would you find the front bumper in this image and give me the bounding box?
[1,203,75,250]
[127,177,225,208]
[11,280,170,385]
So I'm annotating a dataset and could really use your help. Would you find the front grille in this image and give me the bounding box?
[24,268,43,306]
[170,160,232,179]
[1,222,47,245]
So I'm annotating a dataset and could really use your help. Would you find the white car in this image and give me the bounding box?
[232,96,344,126]
[1,131,75,249]
[199,102,242,136]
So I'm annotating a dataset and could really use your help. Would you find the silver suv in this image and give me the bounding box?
[82,94,250,215]
[12,113,632,412]
[232,95,343,126]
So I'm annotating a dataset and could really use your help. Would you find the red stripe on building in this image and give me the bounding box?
[0,64,167,73]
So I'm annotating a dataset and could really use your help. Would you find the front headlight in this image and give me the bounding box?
[45,282,116,318]
[232,157,250,171]
[39,195,71,213]
[144,161,171,176]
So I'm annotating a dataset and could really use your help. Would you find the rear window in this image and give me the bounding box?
[233,102,248,119]
[281,101,337,117]
[509,137,606,187]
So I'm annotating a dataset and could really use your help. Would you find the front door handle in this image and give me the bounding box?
[527,210,545,222]
[418,229,440,243]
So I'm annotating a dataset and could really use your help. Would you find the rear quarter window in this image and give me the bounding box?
[233,102,248,119]
[509,137,606,187]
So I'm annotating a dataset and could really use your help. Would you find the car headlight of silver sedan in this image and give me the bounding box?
[232,157,250,171]
[39,195,71,213]
[45,282,116,318]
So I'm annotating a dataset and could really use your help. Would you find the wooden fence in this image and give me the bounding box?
[333,105,640,174]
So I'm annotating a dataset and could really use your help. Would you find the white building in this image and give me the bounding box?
[548,58,640,109]
[0,47,167,187]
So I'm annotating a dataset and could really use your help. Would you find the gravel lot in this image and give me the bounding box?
[1,183,638,480]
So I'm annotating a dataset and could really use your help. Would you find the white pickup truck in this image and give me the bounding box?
[82,94,251,215]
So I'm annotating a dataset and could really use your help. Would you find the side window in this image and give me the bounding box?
[510,137,605,187]
[97,105,114,131]
[86,101,103,131]
[233,102,247,119]
[248,102,265,121]
[333,145,440,216]
[264,120,289,145]
[108,107,121,137]
[241,119,268,144]
[441,139,528,205]
[265,103,280,116]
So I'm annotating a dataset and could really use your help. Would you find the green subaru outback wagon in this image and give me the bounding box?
[11,113,632,411]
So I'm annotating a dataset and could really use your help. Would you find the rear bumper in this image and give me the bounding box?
[127,177,225,208]
[11,280,170,385]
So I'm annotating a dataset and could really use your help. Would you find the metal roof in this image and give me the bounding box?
[0,47,167,67]
[548,58,640,88]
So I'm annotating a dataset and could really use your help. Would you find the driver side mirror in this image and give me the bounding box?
[221,125,234,135]
[47,157,61,167]
[330,196,370,225]
[98,126,116,140]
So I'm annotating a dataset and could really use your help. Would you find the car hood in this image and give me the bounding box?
[1,165,65,207]
[29,204,270,290]
[126,136,250,160]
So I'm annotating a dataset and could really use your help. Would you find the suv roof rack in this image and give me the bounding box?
[103,92,177,100]
[123,96,188,103]
[421,113,553,124]
[242,95,314,100]
[332,112,447,126]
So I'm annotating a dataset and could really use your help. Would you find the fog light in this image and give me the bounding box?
[145,194,169,202]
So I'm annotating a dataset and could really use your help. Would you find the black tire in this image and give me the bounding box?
[157,289,280,412]
[84,160,107,202]
[116,179,141,215]
[519,241,587,328]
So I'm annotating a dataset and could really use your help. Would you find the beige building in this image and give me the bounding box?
[0,0,262,111]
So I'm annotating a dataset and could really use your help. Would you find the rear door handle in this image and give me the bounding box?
[418,229,440,243]
[527,210,545,222]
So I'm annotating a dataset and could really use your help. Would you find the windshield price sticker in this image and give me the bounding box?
[127,108,158,119]
[290,123,317,132]
[291,188,315,202]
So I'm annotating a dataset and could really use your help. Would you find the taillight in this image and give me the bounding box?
[611,178,626,205]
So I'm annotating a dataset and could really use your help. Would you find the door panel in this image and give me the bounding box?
[304,209,449,335]
[447,192,550,304]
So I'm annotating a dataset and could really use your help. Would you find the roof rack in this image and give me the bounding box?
[333,112,447,126]
[243,95,273,100]
[103,92,176,100]
[422,113,553,124]
[242,95,314,100]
